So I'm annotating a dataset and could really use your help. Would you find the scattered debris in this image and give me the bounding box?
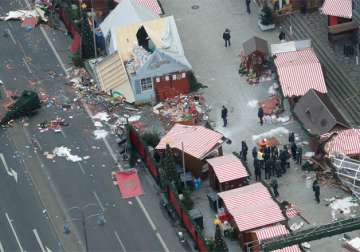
[52,146,82,162]
[94,121,103,127]
[94,129,109,139]
[329,196,358,220]
[247,100,258,108]
[92,112,111,122]
[252,127,289,141]
[290,221,304,231]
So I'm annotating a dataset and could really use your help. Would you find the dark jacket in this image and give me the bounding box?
[221,107,228,119]
[223,31,231,40]
[258,107,264,118]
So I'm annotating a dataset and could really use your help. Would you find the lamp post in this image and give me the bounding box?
[90,0,97,58]
[65,203,106,252]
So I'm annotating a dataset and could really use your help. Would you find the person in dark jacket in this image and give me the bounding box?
[278,29,286,41]
[221,105,228,127]
[313,180,320,203]
[222,29,231,47]
[265,159,272,180]
[275,158,282,177]
[252,146,258,159]
[254,158,261,181]
[271,178,279,197]
[296,146,303,165]
[245,0,251,14]
[279,150,287,174]
[270,156,276,176]
[258,107,264,125]
[291,142,297,160]
[288,132,295,143]
[241,141,248,162]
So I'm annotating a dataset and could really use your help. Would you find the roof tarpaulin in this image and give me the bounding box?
[100,0,159,37]
[115,169,143,198]
[207,154,249,183]
[156,124,223,159]
[274,48,327,97]
[321,0,352,19]
[114,0,162,15]
[242,36,269,57]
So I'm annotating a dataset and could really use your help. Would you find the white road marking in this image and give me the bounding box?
[22,57,32,74]
[5,213,24,252]
[114,231,127,252]
[93,191,105,211]
[34,11,170,252]
[33,229,47,252]
[156,232,170,252]
[6,28,17,45]
[0,153,18,182]
[0,240,4,252]
[77,162,86,174]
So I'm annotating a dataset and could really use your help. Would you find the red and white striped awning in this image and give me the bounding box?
[253,225,302,252]
[273,245,302,252]
[321,0,352,19]
[207,154,249,183]
[274,48,327,97]
[325,128,360,156]
[218,183,272,210]
[114,0,162,14]
[253,224,289,241]
[230,200,285,231]
[218,183,285,232]
[155,124,224,159]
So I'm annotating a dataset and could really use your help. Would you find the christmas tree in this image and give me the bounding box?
[80,10,95,59]
[260,5,274,26]
[159,144,181,190]
[213,223,228,252]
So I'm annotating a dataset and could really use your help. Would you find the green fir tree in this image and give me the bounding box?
[80,11,95,59]
[159,144,181,190]
[213,224,228,252]
[260,5,274,26]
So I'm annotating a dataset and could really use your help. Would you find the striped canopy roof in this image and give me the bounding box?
[321,0,352,19]
[253,225,302,252]
[207,154,249,183]
[114,0,162,14]
[274,48,327,97]
[156,124,223,159]
[218,183,285,232]
[325,128,360,156]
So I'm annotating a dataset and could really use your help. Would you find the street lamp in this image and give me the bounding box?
[65,203,106,252]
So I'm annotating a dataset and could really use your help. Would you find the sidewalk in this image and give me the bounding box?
[160,0,360,251]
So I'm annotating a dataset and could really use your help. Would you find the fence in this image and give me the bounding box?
[58,7,81,54]
[128,126,208,252]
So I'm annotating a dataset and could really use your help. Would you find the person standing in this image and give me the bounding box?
[275,158,282,177]
[221,105,228,127]
[258,107,264,125]
[271,178,279,197]
[296,146,303,165]
[241,141,248,162]
[291,142,297,160]
[252,146,258,159]
[245,0,251,14]
[265,158,272,180]
[278,28,286,42]
[254,158,261,181]
[288,132,295,143]
[222,29,231,48]
[313,179,320,203]
[270,156,276,177]
[279,150,287,174]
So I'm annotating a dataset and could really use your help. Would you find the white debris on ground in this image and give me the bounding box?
[346,237,360,250]
[93,129,109,139]
[83,156,90,160]
[92,112,111,122]
[304,152,315,158]
[276,116,290,123]
[0,5,48,22]
[53,146,82,162]
[128,115,141,122]
[329,197,359,221]
[268,85,276,96]
[247,100,258,108]
[252,127,289,141]
[290,221,304,231]
[94,121,103,127]
[301,242,311,249]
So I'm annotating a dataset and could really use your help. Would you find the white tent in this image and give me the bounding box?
[100,0,159,39]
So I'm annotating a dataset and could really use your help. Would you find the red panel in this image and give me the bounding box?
[144,154,158,178]
[183,212,197,239]
[115,169,143,198]
[329,16,338,26]
[129,130,145,157]
[197,236,208,252]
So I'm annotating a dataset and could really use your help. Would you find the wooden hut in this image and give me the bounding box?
[207,154,249,192]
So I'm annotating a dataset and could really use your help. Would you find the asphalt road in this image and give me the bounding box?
[0,0,186,251]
